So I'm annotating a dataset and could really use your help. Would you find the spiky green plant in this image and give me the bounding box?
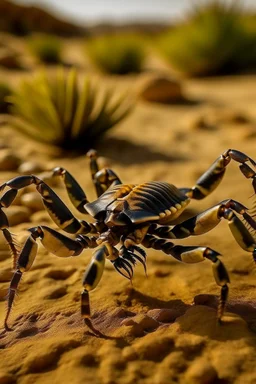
[157,1,256,76]
[28,34,62,64]
[86,34,146,74]
[9,68,133,151]
[0,82,12,113]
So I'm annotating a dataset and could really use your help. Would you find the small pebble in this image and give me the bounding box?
[194,294,218,308]
[18,161,44,174]
[147,308,181,323]
[5,206,31,226]
[0,150,21,171]
[153,268,171,277]
[20,192,44,212]
[121,314,158,331]
[31,211,51,224]
[138,73,184,104]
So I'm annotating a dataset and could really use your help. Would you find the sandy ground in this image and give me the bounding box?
[1,36,256,384]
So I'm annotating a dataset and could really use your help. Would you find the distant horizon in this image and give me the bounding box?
[12,0,256,26]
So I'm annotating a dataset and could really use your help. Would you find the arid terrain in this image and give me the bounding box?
[1,31,256,384]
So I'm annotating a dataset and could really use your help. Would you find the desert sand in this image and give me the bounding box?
[1,36,256,384]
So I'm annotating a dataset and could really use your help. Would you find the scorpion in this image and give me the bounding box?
[1,149,256,335]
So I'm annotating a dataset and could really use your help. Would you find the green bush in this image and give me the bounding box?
[28,34,62,64]
[0,82,12,113]
[86,34,146,74]
[9,67,133,151]
[158,1,256,76]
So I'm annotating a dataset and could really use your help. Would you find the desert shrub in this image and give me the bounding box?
[0,82,12,113]
[9,67,133,151]
[86,34,146,74]
[158,1,256,76]
[28,34,62,64]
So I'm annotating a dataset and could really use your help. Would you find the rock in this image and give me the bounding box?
[138,73,184,104]
[31,210,51,224]
[119,322,145,338]
[0,372,16,384]
[18,161,44,174]
[121,313,159,331]
[147,308,181,323]
[152,268,171,277]
[184,358,218,384]
[0,48,20,69]
[194,294,218,309]
[0,150,21,171]
[5,205,31,226]
[20,192,44,212]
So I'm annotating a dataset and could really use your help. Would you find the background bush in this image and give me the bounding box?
[157,1,256,77]
[9,67,133,152]
[28,34,63,64]
[86,33,146,74]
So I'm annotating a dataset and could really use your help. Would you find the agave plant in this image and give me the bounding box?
[158,1,256,76]
[9,68,133,151]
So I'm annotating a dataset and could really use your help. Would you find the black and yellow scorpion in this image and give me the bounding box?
[1,149,256,334]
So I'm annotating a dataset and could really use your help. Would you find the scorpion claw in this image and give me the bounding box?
[113,258,133,280]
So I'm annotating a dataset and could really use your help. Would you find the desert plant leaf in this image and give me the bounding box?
[9,67,133,151]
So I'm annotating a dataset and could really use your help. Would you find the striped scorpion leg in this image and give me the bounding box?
[149,199,256,263]
[81,242,119,336]
[87,149,122,197]
[0,175,99,235]
[0,189,20,268]
[50,167,89,214]
[4,225,98,331]
[142,235,230,321]
[181,149,256,200]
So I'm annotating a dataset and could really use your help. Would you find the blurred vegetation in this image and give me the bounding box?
[0,82,12,113]
[9,67,133,152]
[157,1,256,77]
[86,34,146,74]
[28,34,63,64]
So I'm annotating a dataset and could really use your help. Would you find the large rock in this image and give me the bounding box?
[138,73,184,104]
[0,47,20,69]
[0,149,21,171]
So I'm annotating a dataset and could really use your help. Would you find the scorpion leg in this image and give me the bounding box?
[0,189,20,268]
[4,225,96,331]
[149,199,256,263]
[0,175,98,235]
[181,149,256,200]
[87,149,122,197]
[50,167,89,213]
[81,244,114,336]
[142,235,230,321]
